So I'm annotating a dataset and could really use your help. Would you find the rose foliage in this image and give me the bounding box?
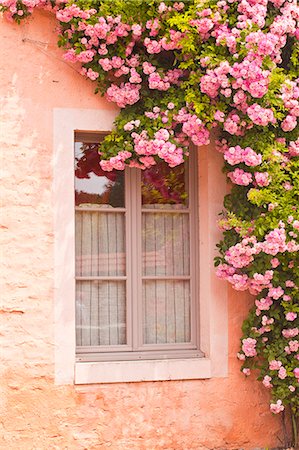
[1,0,299,439]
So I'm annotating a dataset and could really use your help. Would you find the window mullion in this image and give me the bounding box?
[130,168,142,350]
[189,148,199,347]
[125,167,133,350]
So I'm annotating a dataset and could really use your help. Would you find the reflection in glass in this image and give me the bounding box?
[75,142,124,207]
[141,161,188,207]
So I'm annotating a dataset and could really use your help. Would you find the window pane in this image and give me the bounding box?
[76,280,126,346]
[142,213,190,276]
[75,142,125,207]
[143,280,190,344]
[141,161,188,208]
[75,211,126,277]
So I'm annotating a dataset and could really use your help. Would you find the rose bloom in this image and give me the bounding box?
[286,312,297,321]
[262,375,272,388]
[270,400,284,414]
[278,367,287,380]
[242,337,257,357]
[269,360,282,370]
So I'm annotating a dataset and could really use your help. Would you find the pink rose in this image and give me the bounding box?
[281,115,297,132]
[269,360,282,370]
[270,400,284,414]
[286,312,297,321]
[242,338,257,357]
[254,172,270,187]
[262,375,272,388]
[278,367,287,379]
[228,168,253,186]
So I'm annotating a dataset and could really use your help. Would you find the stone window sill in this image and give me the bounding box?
[75,358,211,384]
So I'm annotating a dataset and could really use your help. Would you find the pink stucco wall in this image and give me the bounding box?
[1,11,282,449]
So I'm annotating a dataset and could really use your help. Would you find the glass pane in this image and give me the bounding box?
[75,142,125,207]
[75,211,126,277]
[76,280,126,346]
[143,280,190,344]
[141,161,188,208]
[142,213,190,276]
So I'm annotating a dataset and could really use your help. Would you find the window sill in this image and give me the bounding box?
[75,357,211,384]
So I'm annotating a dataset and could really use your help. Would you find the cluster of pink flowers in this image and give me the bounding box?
[285,340,299,354]
[223,114,245,136]
[144,29,183,53]
[200,61,230,99]
[250,271,274,296]
[225,237,258,268]
[282,328,299,339]
[263,375,273,388]
[57,5,97,23]
[99,98,212,169]
[224,145,262,166]
[286,312,298,321]
[230,58,270,99]
[282,115,297,132]
[174,109,210,146]
[148,69,183,91]
[228,168,253,186]
[105,83,141,107]
[255,297,273,312]
[254,172,270,187]
[193,0,299,418]
[123,119,140,131]
[262,227,287,255]
[55,10,188,104]
[100,151,132,171]
[80,67,99,81]
[242,338,257,357]
[270,400,285,414]
[132,129,185,167]
[245,31,281,59]
[247,104,276,127]
[100,120,188,170]
[0,0,48,15]
[216,222,299,320]
[280,81,299,132]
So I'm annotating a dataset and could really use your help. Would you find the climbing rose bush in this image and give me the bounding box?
[1,0,298,442]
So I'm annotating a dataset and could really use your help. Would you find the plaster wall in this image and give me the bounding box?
[0,11,282,450]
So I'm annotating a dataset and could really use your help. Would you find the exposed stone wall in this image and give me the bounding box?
[0,11,282,449]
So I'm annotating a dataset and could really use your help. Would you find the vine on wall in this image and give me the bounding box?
[1,0,298,444]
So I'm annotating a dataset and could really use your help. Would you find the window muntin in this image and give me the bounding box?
[74,132,200,360]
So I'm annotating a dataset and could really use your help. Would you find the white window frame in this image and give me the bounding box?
[53,108,228,384]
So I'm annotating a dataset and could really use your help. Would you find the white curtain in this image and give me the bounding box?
[142,209,190,344]
[75,207,191,347]
[75,210,126,346]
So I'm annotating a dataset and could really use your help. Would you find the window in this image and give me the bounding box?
[53,108,228,384]
[74,132,202,362]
